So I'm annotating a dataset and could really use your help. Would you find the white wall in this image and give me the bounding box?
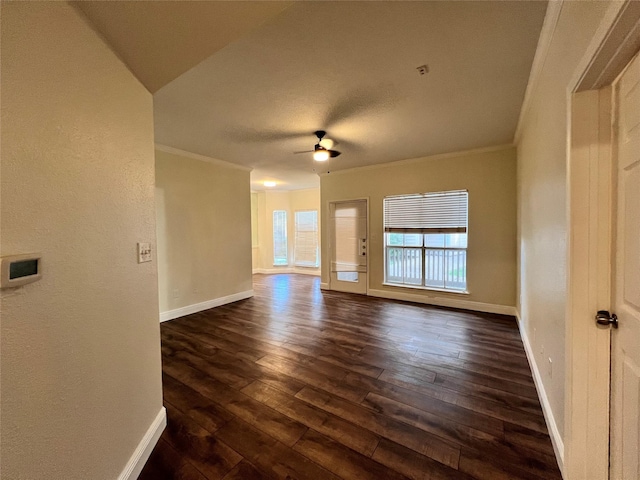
[0,2,163,478]
[155,147,253,320]
[516,0,611,448]
[252,188,321,276]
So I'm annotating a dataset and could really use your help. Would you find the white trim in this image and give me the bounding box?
[320,282,330,290]
[382,283,469,296]
[160,290,253,322]
[569,0,640,93]
[117,406,166,480]
[516,312,565,475]
[514,1,564,143]
[318,144,513,177]
[562,3,640,477]
[252,268,320,276]
[368,288,516,316]
[564,88,613,480]
[155,144,252,172]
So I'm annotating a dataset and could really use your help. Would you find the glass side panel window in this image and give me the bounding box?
[273,210,288,266]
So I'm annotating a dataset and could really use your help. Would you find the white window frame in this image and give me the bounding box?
[273,210,288,266]
[294,210,319,268]
[383,190,468,293]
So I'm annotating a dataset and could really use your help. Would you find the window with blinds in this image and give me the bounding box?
[273,210,288,266]
[383,190,468,291]
[294,210,319,267]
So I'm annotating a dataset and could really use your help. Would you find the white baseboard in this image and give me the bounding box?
[252,267,320,276]
[118,406,166,480]
[367,288,517,316]
[320,282,330,290]
[516,311,565,474]
[160,290,253,322]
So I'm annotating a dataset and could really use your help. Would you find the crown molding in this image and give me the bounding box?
[155,144,252,172]
[318,143,514,177]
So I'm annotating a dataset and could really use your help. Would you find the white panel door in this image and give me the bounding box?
[610,51,640,480]
[329,200,367,294]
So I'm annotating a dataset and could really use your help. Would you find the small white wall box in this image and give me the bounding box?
[1,253,42,288]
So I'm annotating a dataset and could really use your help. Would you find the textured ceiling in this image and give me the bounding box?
[82,1,548,191]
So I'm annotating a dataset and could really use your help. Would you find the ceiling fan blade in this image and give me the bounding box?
[225,127,309,143]
[323,87,400,128]
[293,150,315,154]
[329,150,341,158]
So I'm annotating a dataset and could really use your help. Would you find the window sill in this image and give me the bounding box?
[382,283,470,295]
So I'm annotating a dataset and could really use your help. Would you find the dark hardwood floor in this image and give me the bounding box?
[140,274,561,480]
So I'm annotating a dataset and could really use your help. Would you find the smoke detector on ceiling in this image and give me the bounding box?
[416,64,429,75]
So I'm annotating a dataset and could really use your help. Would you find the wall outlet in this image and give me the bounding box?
[548,357,553,378]
[137,242,152,263]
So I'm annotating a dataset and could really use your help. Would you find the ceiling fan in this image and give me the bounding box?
[295,130,341,162]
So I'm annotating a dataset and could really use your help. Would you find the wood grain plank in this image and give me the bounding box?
[162,403,242,480]
[221,460,272,480]
[362,393,559,479]
[372,370,548,433]
[242,380,380,456]
[216,418,340,480]
[293,429,410,480]
[162,373,233,433]
[163,355,308,447]
[295,385,461,469]
[352,374,505,436]
[138,439,208,480]
[256,353,367,402]
[372,438,475,480]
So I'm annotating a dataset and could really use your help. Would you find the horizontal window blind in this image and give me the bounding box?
[384,190,468,233]
[294,210,319,267]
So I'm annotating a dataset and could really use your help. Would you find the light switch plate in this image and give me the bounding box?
[137,242,152,263]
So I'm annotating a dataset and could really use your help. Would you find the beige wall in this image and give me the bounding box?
[321,146,517,309]
[0,2,163,478]
[516,1,611,442]
[155,148,252,313]
[252,188,321,275]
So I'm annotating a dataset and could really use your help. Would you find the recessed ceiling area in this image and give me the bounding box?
[81,1,548,191]
[73,1,293,92]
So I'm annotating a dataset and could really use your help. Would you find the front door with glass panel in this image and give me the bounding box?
[329,200,367,294]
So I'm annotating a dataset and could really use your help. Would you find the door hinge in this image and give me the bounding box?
[595,310,618,329]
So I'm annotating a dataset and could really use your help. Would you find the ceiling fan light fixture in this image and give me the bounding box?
[313,149,330,162]
[263,180,277,187]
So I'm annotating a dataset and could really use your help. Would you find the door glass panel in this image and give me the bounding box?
[336,272,359,282]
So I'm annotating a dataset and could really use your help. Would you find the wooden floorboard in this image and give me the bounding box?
[140,274,561,480]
